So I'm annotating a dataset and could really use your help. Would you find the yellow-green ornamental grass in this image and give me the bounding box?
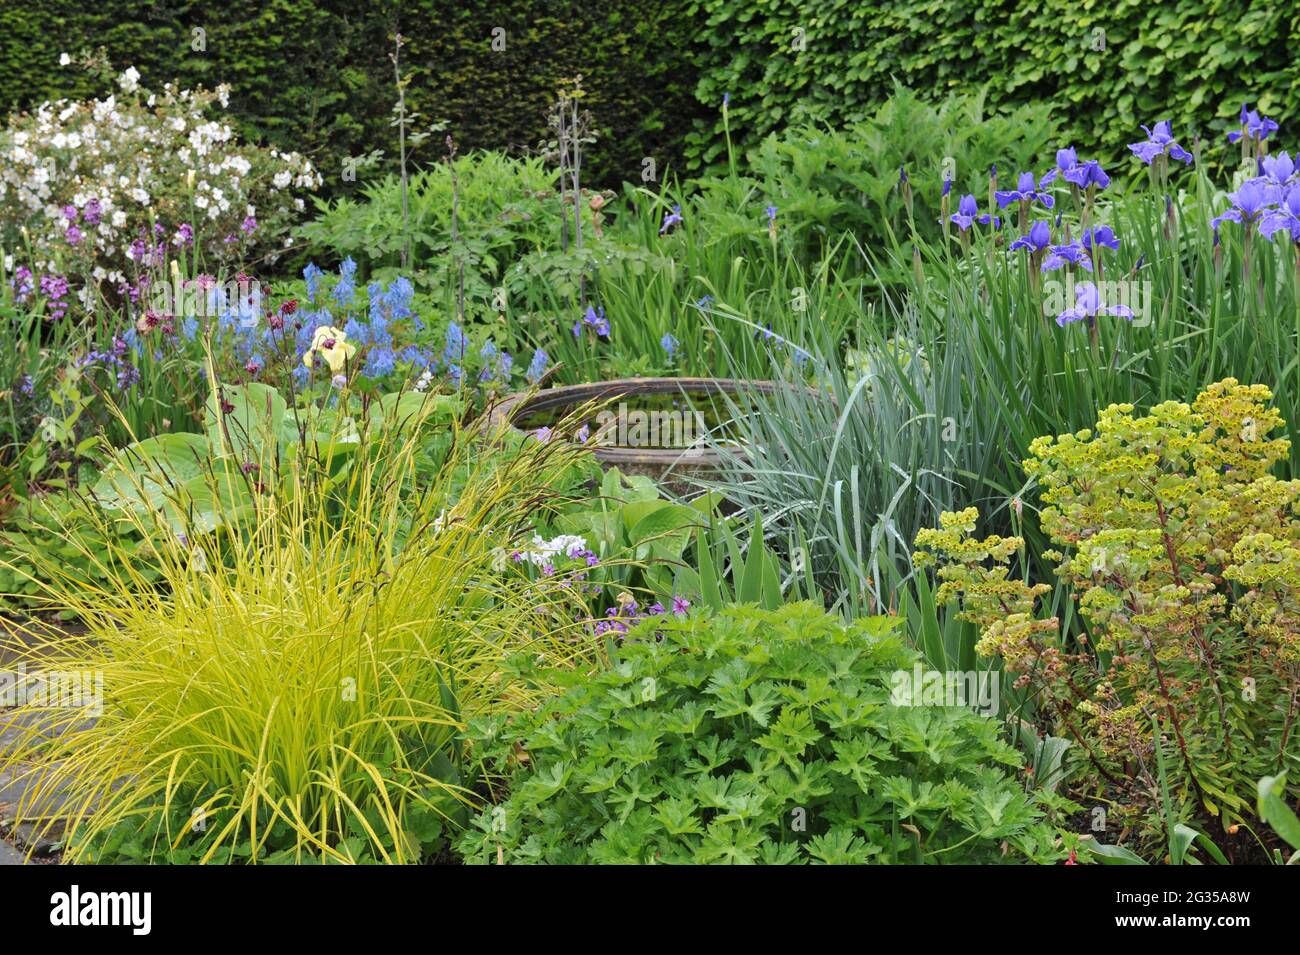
[0,423,598,863]
[915,379,1300,850]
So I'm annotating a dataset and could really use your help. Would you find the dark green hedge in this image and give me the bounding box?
[0,1,705,192]
[5,2,1295,190]
[685,1,1299,170]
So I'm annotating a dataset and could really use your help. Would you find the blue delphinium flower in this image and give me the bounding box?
[342,317,368,347]
[1210,179,1277,231]
[331,257,357,307]
[660,204,683,235]
[400,345,435,374]
[1055,282,1135,327]
[525,347,549,385]
[303,263,324,303]
[1228,104,1279,145]
[661,332,680,360]
[950,194,1000,230]
[443,321,468,367]
[477,341,513,386]
[1009,220,1052,253]
[363,346,396,378]
[996,172,1055,209]
[386,276,414,321]
[1129,121,1194,165]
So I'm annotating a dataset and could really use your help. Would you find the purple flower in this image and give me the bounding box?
[765,205,777,224]
[1210,180,1277,231]
[950,194,999,231]
[65,225,83,246]
[996,172,1055,210]
[1258,152,1297,188]
[661,332,680,359]
[1080,225,1120,253]
[1009,220,1052,253]
[1055,282,1135,327]
[533,427,552,444]
[1041,241,1093,273]
[1228,104,1279,145]
[576,305,609,338]
[525,347,549,385]
[241,215,258,235]
[1260,186,1300,242]
[1129,121,1194,165]
[82,198,101,226]
[672,595,690,617]
[61,204,78,222]
[1042,147,1111,190]
[659,204,683,235]
[173,223,194,247]
[941,174,952,197]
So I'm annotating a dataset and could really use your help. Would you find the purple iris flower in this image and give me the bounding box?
[1055,282,1135,327]
[574,305,610,338]
[659,204,683,235]
[1042,148,1111,190]
[941,174,952,198]
[950,194,999,230]
[1210,180,1277,231]
[1228,105,1279,144]
[1009,220,1052,253]
[1129,121,1194,165]
[996,171,1055,209]
[1080,225,1120,253]
[1260,186,1300,243]
[1258,152,1297,188]
[1041,241,1093,273]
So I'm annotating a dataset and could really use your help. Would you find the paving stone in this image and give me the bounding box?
[0,836,26,865]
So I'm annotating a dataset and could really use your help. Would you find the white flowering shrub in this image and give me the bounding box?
[0,62,321,312]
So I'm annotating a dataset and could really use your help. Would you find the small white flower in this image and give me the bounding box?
[59,53,71,66]
[118,67,141,93]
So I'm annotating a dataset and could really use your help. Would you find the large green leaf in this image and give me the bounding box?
[92,432,211,514]
[1258,773,1300,853]
[206,381,288,463]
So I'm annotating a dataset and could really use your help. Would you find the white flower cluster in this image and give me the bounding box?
[517,534,589,567]
[0,65,322,299]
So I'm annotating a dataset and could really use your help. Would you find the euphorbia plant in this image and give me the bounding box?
[915,378,1300,854]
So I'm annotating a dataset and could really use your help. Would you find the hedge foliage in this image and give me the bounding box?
[4,2,1296,187]
[0,1,704,192]
[685,0,1300,169]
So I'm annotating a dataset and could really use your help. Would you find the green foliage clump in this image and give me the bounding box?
[0,492,160,612]
[457,602,1062,864]
[686,1,1295,172]
[915,379,1300,848]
